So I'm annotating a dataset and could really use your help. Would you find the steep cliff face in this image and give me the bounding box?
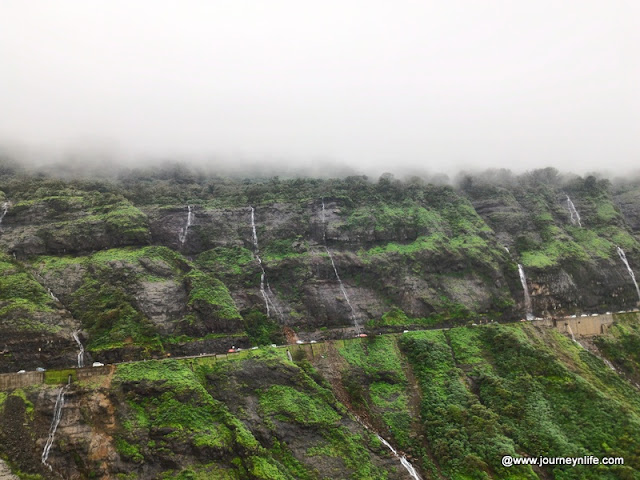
[0,193,150,256]
[0,252,81,372]
[3,170,640,371]
[461,170,640,315]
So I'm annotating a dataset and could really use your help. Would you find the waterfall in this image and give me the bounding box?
[320,199,362,335]
[566,324,585,349]
[566,195,582,227]
[326,248,362,335]
[249,207,282,319]
[251,207,259,250]
[72,331,85,368]
[567,324,577,343]
[178,205,193,245]
[41,385,68,470]
[617,246,640,303]
[603,358,617,371]
[0,202,8,227]
[375,434,423,480]
[517,264,534,320]
[287,350,293,362]
[351,413,421,479]
[48,288,60,303]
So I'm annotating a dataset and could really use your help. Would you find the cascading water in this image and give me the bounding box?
[617,246,640,303]
[321,200,362,335]
[376,434,423,480]
[178,205,193,245]
[0,202,8,228]
[326,248,362,335]
[249,207,282,319]
[48,288,59,303]
[566,324,585,349]
[72,331,85,368]
[41,384,69,470]
[566,195,582,227]
[517,264,534,320]
[567,324,577,343]
[566,325,617,372]
[351,414,421,479]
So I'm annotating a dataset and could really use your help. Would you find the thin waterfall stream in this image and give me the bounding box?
[352,414,422,480]
[517,264,534,320]
[617,246,640,303]
[178,205,193,245]
[249,207,282,319]
[41,383,69,470]
[321,200,362,335]
[566,324,585,349]
[72,332,85,368]
[376,434,423,480]
[48,288,59,303]
[0,202,8,228]
[566,195,582,227]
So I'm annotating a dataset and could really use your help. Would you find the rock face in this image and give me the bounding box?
[461,170,640,315]
[0,194,150,256]
[1,168,640,372]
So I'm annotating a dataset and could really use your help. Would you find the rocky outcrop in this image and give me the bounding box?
[0,195,150,256]
[0,460,18,480]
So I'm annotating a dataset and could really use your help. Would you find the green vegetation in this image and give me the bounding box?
[262,238,308,262]
[594,313,640,379]
[243,310,283,346]
[115,360,257,465]
[260,385,341,426]
[337,336,437,475]
[44,369,77,385]
[186,270,242,321]
[0,254,57,332]
[31,246,246,351]
[71,276,160,351]
[360,233,446,258]
[196,246,254,276]
[398,324,640,479]
[110,353,391,479]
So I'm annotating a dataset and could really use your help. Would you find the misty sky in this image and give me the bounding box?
[1,1,638,175]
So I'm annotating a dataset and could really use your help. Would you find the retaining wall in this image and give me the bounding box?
[0,371,44,390]
[0,365,114,391]
[532,313,615,336]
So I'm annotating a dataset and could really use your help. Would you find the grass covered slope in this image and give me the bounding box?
[594,312,640,384]
[3,321,640,479]
[315,318,640,479]
[109,349,407,479]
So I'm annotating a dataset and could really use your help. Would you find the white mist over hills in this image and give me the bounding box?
[1,1,639,176]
